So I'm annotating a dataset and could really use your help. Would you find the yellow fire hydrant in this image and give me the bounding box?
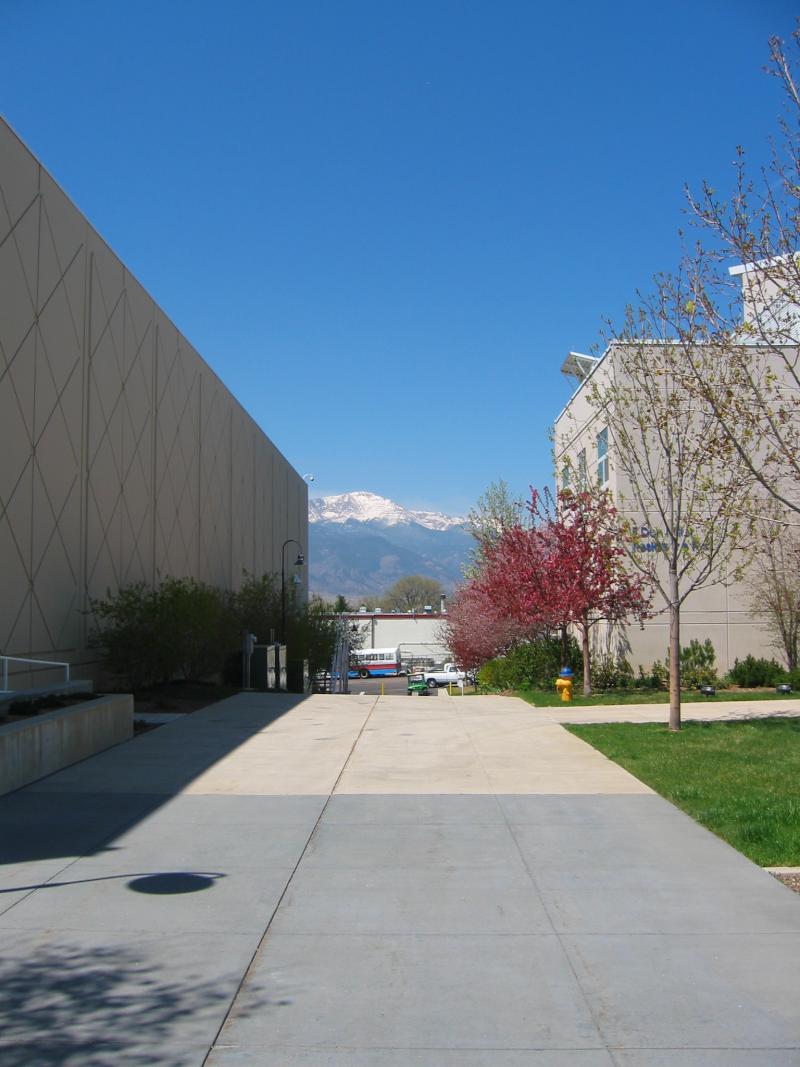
[555,668,574,702]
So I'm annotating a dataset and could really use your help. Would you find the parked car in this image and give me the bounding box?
[422,663,473,689]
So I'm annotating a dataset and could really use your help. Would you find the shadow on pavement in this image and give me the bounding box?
[0,692,309,869]
[0,939,262,1067]
[0,870,226,896]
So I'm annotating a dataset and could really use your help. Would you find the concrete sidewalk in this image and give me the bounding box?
[540,694,800,724]
[0,692,798,1065]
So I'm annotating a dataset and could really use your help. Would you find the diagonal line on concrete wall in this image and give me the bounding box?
[30,468,80,587]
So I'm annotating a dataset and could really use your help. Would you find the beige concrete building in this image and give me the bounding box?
[335,612,451,665]
[0,118,307,682]
[553,282,792,677]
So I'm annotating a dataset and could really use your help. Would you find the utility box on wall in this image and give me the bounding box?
[275,644,288,691]
[249,644,289,691]
[288,659,310,693]
[251,645,269,690]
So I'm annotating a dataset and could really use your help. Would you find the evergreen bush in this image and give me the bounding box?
[476,634,581,691]
[678,638,719,688]
[727,655,787,688]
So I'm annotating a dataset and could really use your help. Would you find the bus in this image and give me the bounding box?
[349,647,404,678]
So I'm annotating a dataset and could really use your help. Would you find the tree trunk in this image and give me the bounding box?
[560,623,569,668]
[581,618,592,696]
[668,571,681,732]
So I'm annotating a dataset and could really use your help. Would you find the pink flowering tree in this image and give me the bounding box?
[440,580,524,675]
[478,489,652,694]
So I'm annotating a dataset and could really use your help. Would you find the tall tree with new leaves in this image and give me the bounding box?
[578,284,759,729]
[464,479,529,578]
[383,575,444,613]
[676,27,800,516]
[478,489,651,695]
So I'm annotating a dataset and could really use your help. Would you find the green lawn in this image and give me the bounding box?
[514,687,795,708]
[567,718,800,866]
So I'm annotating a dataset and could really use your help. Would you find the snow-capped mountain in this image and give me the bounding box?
[309,491,464,532]
[307,492,471,599]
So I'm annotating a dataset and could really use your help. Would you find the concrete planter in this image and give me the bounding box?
[0,694,133,796]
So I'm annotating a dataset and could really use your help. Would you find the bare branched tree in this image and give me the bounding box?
[747,524,800,670]
[679,25,800,515]
[575,276,759,730]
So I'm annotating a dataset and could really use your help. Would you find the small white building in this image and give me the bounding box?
[333,611,451,666]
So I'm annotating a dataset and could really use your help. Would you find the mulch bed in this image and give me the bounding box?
[132,681,237,717]
[772,873,800,895]
[0,692,94,726]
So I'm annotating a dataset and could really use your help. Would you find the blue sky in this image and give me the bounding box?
[1,0,794,515]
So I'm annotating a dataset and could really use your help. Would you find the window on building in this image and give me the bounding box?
[597,428,609,485]
[561,464,570,491]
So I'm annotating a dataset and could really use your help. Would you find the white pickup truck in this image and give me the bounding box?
[423,663,473,689]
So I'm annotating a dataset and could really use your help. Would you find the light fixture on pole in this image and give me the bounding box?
[281,538,305,642]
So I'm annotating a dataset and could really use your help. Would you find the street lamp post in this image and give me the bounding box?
[281,538,305,643]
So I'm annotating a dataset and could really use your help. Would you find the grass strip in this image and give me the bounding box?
[567,718,800,866]
[515,687,795,708]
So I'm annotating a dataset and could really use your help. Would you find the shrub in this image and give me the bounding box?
[477,634,581,691]
[291,597,339,677]
[158,576,230,682]
[91,577,230,690]
[477,658,507,690]
[636,661,667,689]
[678,638,719,689]
[90,582,168,690]
[90,582,173,690]
[227,572,282,647]
[592,653,634,690]
[635,660,667,689]
[648,659,669,689]
[727,655,787,688]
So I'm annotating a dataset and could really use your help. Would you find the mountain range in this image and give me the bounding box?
[308,491,472,600]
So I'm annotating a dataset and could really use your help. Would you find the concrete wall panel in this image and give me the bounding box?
[231,416,256,580]
[0,123,39,230]
[0,117,307,676]
[0,693,133,797]
[0,203,38,381]
[198,372,232,588]
[154,320,201,581]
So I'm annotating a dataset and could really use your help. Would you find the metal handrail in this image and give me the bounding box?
[1,655,71,694]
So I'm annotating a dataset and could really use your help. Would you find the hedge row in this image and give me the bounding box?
[89,574,336,692]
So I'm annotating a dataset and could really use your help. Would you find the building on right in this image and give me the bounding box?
[553,261,798,677]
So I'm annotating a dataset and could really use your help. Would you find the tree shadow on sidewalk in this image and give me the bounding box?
[0,937,264,1066]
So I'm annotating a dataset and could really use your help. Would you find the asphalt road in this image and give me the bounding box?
[344,674,410,696]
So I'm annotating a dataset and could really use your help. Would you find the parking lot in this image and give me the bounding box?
[345,674,410,696]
